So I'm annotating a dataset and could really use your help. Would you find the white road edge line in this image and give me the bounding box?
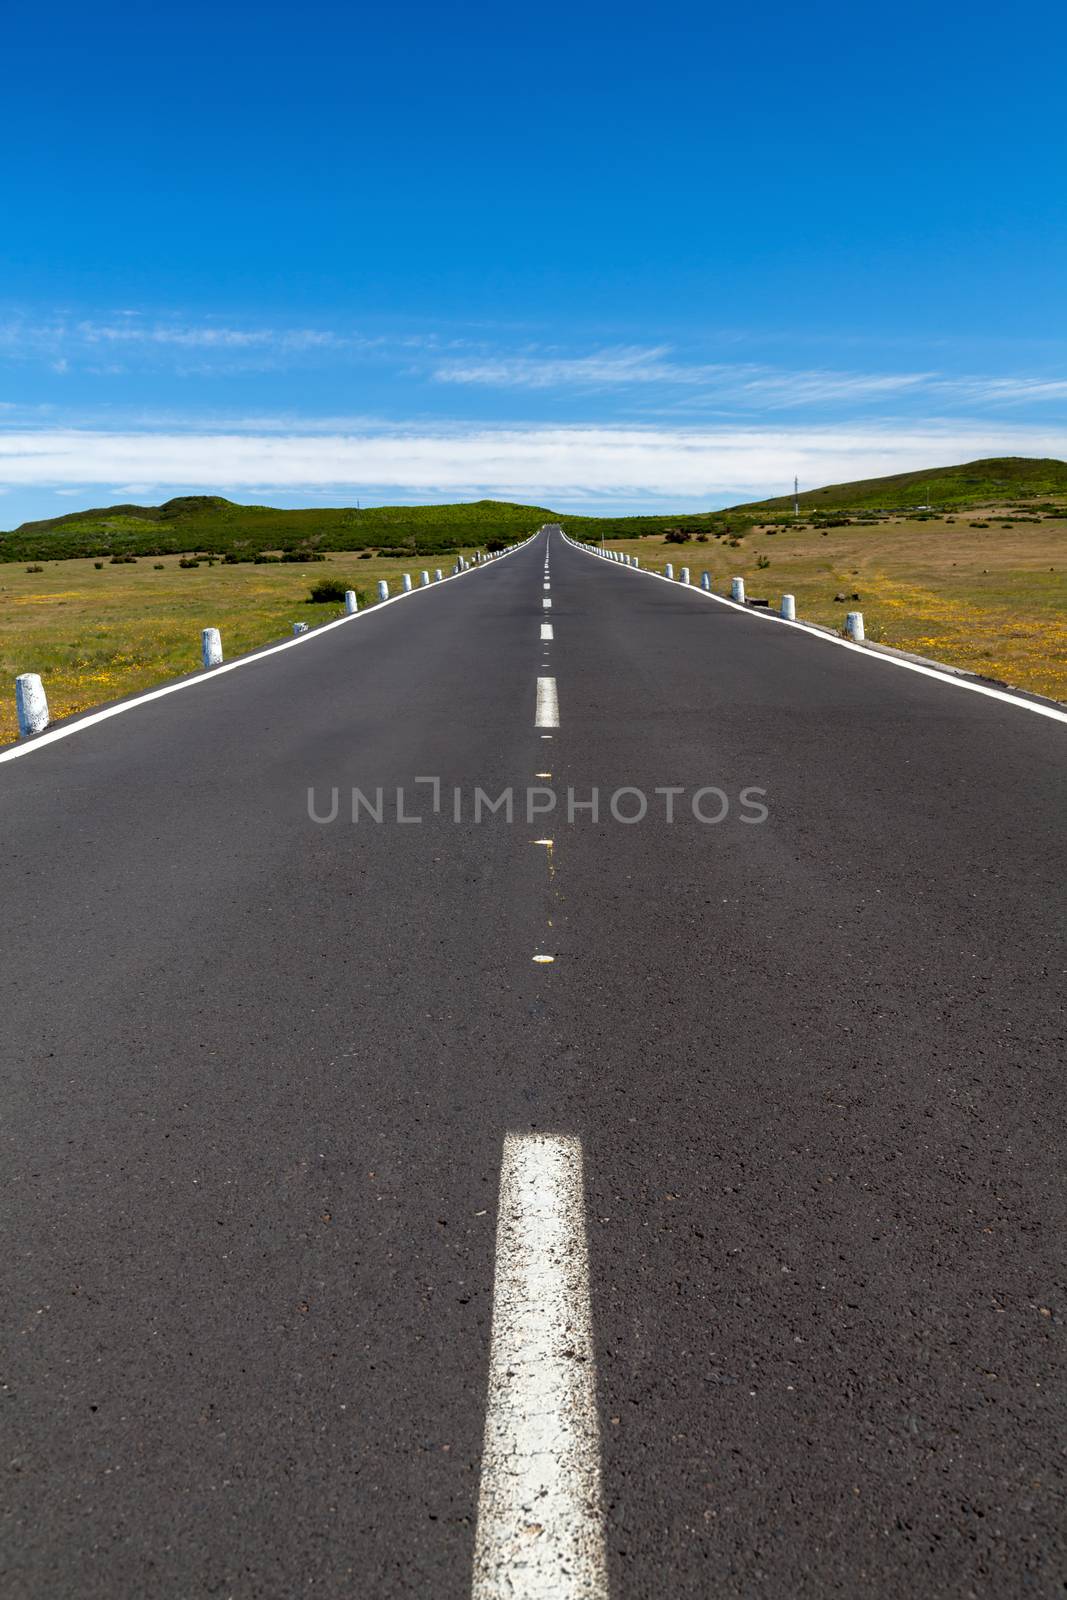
[472,1133,608,1600]
[535,676,560,728]
[541,623,554,641]
[0,533,541,764]
[560,533,1067,727]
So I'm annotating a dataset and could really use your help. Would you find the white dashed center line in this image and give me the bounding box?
[535,677,559,728]
[542,598,552,609]
[540,623,553,641]
[472,1134,607,1600]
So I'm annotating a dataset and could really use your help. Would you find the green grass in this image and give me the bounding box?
[738,455,1067,514]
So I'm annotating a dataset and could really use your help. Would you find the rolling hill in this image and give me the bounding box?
[0,497,554,563]
[3,457,1067,562]
[738,455,1067,514]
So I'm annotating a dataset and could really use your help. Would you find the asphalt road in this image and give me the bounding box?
[2,527,1064,1598]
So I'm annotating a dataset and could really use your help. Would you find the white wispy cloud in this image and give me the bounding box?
[1,421,1064,506]
[431,347,954,407]
[0,314,365,366]
[75,321,349,350]
[431,346,704,389]
[935,375,1067,406]
[432,345,1067,412]
[5,312,1067,416]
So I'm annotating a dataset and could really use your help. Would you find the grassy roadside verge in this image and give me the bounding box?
[0,549,486,746]
[590,516,1067,703]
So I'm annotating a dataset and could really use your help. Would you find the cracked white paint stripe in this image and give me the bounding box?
[541,623,553,641]
[473,1134,607,1600]
[535,677,559,728]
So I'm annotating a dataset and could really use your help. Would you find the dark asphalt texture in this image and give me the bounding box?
[1,528,1064,1598]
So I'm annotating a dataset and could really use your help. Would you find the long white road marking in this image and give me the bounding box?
[535,677,559,728]
[543,598,552,609]
[541,623,553,641]
[473,1134,607,1600]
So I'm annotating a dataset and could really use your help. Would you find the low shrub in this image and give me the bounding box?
[282,549,326,563]
[663,529,688,544]
[179,557,200,569]
[25,563,43,573]
[486,537,506,552]
[110,553,137,563]
[153,562,165,570]
[254,554,281,564]
[755,553,770,569]
[308,577,358,603]
[93,561,104,570]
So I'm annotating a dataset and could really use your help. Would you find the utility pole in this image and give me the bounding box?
[793,476,800,517]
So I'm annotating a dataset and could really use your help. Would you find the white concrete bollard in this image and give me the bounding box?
[633,557,640,568]
[846,610,865,642]
[730,577,745,603]
[420,570,430,586]
[665,563,674,580]
[434,568,443,582]
[344,589,358,614]
[293,621,309,635]
[679,567,690,584]
[377,579,389,602]
[780,593,796,621]
[402,573,413,593]
[15,673,49,737]
[201,627,223,668]
[701,572,711,591]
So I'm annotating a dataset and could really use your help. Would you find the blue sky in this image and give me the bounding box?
[3,0,1066,526]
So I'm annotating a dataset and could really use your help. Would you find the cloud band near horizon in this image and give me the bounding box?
[0,422,1065,510]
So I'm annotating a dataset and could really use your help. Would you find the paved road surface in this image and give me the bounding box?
[2,527,1064,1598]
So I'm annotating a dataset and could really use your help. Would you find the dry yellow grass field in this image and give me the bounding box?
[0,550,481,746]
[598,514,1067,702]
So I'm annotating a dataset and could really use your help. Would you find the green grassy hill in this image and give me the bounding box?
[0,496,554,562]
[738,456,1067,514]
[4,457,1067,561]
